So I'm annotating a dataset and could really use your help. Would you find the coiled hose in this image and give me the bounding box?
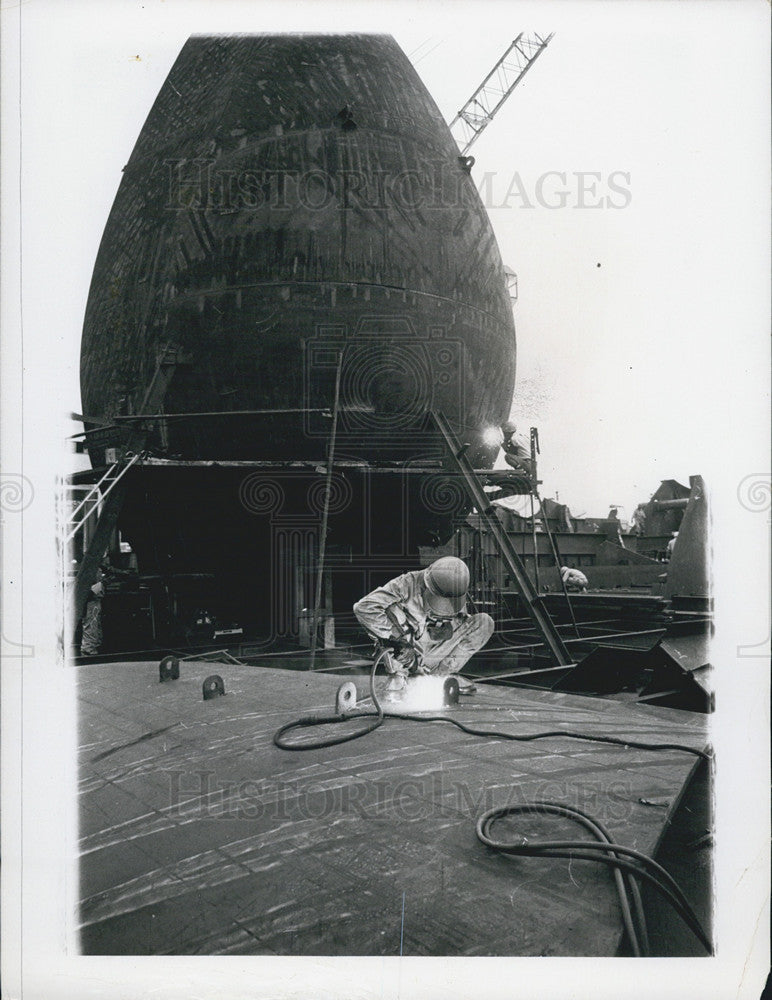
[272,652,712,954]
[476,801,712,955]
[273,647,392,751]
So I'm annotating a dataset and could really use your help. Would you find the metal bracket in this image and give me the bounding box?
[159,655,180,681]
[203,674,225,700]
[431,409,571,666]
[336,681,358,715]
[443,676,460,706]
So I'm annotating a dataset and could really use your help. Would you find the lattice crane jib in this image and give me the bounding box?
[431,410,572,667]
[448,32,554,156]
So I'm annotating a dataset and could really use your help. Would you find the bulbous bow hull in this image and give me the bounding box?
[80,34,516,468]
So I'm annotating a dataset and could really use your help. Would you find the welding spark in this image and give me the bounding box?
[390,675,449,712]
[482,426,502,448]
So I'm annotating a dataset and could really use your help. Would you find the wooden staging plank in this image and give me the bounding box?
[76,661,710,956]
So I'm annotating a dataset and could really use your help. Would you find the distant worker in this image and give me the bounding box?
[628,504,647,536]
[80,567,106,655]
[560,565,588,592]
[353,556,493,696]
[79,558,136,656]
[665,531,679,561]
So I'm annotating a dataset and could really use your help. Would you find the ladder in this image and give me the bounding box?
[65,451,143,543]
[68,342,187,639]
[431,410,572,666]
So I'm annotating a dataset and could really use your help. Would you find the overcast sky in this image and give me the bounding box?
[19,0,769,517]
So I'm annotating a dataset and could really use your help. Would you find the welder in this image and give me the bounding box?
[501,420,534,481]
[353,556,493,696]
[485,420,535,498]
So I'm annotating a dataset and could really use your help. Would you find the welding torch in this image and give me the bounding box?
[382,603,424,676]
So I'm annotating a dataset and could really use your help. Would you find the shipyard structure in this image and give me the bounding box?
[70,33,713,962]
[73,34,517,645]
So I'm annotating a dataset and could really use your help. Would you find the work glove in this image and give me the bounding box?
[378,632,422,676]
[412,655,431,675]
[389,638,418,670]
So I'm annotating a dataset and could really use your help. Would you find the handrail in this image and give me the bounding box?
[67,463,120,522]
[65,451,144,542]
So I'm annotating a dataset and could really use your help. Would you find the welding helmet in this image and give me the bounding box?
[423,557,469,617]
[502,419,517,435]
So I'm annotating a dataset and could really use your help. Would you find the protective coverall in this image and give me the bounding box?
[353,570,493,676]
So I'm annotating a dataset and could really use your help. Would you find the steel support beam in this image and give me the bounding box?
[431,410,572,666]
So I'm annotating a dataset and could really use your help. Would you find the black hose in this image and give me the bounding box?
[273,650,389,751]
[431,721,712,761]
[476,802,711,955]
[272,663,711,954]
[273,654,712,760]
[480,798,645,954]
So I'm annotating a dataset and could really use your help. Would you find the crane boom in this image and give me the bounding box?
[449,32,554,156]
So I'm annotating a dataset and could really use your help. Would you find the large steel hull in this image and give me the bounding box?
[80,34,516,467]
